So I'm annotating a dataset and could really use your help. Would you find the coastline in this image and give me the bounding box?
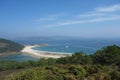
[21,45,72,58]
[0,52,20,57]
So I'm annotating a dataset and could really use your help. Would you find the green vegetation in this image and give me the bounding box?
[0,38,24,54]
[92,45,120,65]
[6,65,112,80]
[0,45,120,80]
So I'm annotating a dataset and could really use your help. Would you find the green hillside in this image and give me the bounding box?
[0,45,120,80]
[0,38,24,55]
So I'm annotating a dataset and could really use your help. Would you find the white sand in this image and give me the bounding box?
[21,45,72,58]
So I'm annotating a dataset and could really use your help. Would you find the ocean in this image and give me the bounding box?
[0,38,120,61]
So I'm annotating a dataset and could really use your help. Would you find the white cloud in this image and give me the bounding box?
[34,13,66,22]
[45,15,120,27]
[77,4,120,18]
[95,4,120,12]
[79,13,105,18]
[35,17,56,22]
[88,15,120,22]
[36,4,120,27]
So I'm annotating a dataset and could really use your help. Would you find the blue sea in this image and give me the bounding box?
[0,38,120,61]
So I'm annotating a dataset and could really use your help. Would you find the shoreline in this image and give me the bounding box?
[21,45,72,58]
[0,52,20,57]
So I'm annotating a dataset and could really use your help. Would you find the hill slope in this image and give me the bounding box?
[0,38,24,55]
[0,45,120,80]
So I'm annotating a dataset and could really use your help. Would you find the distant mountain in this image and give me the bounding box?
[0,38,24,55]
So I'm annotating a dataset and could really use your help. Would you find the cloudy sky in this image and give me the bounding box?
[0,0,120,38]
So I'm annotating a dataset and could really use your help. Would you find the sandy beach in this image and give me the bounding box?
[21,45,72,58]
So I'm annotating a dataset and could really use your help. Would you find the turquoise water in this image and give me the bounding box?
[0,53,38,61]
[33,44,96,54]
[1,38,120,61]
[32,39,120,54]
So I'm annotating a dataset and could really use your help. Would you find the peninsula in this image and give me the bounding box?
[0,38,24,56]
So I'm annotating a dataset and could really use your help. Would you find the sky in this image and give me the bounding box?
[0,0,120,39]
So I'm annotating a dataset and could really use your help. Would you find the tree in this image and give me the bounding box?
[92,45,120,65]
